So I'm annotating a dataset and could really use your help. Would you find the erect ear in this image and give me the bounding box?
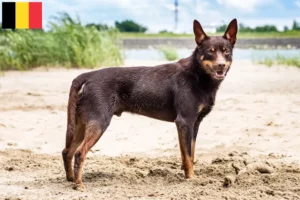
[223,18,238,46]
[193,19,208,45]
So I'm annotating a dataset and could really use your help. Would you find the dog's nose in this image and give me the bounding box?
[217,62,225,68]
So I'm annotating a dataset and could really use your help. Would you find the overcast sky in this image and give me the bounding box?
[1,0,300,32]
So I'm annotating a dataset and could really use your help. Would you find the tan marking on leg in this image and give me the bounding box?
[74,120,103,189]
[65,120,85,181]
[191,139,196,164]
[180,148,185,170]
[178,129,194,179]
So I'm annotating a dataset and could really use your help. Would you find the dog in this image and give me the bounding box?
[62,18,238,189]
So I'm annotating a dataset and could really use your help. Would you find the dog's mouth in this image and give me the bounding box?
[214,70,226,79]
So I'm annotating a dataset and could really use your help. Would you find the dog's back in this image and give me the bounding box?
[77,62,189,122]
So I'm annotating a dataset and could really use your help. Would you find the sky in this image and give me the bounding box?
[1,0,300,33]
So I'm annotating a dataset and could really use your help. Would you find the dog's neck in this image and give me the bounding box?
[179,50,222,93]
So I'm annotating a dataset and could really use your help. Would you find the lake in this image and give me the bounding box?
[123,48,300,61]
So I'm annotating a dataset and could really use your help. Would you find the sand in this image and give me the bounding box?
[0,60,300,199]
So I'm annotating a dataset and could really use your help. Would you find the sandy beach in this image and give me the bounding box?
[1,59,300,199]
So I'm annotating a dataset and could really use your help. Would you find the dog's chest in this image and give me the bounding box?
[197,102,213,117]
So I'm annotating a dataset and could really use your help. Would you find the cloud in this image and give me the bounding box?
[164,3,179,11]
[295,0,300,8]
[216,0,274,12]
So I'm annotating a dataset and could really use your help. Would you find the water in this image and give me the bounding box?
[123,48,300,61]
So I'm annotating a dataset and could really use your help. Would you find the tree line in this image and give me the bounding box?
[88,19,300,33]
[1,18,300,33]
[86,20,147,32]
[216,20,300,33]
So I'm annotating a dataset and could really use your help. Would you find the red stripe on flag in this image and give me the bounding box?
[29,2,42,29]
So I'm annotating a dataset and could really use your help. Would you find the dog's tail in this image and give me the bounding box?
[65,71,94,148]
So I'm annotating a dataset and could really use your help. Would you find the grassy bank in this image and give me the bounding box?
[120,31,300,39]
[158,46,179,61]
[259,54,300,68]
[0,13,123,71]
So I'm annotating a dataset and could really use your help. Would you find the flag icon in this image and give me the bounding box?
[2,2,42,29]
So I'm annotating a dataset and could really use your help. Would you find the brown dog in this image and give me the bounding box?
[62,19,238,189]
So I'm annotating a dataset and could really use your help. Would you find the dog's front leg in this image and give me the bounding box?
[192,118,201,165]
[175,117,194,179]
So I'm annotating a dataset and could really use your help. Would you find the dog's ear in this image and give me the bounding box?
[223,18,238,46]
[193,19,208,46]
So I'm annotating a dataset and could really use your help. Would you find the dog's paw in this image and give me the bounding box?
[181,164,185,170]
[184,170,195,179]
[66,176,74,182]
[73,183,85,191]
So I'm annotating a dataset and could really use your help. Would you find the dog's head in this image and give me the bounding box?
[193,19,238,81]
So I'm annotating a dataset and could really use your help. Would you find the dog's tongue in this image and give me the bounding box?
[216,71,225,77]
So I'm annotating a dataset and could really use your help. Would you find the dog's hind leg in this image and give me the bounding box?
[73,117,111,190]
[63,120,85,182]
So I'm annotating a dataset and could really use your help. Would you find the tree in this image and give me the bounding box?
[254,25,277,32]
[159,29,173,34]
[216,24,227,32]
[292,20,300,31]
[239,23,254,32]
[86,23,109,31]
[115,20,147,32]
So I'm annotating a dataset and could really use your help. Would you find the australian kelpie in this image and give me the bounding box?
[62,19,238,189]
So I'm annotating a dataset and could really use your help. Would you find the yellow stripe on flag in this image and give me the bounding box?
[16,2,29,29]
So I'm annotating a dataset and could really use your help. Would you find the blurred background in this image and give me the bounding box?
[0,0,299,70]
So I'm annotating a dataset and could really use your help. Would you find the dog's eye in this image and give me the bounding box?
[223,47,230,55]
[208,48,215,54]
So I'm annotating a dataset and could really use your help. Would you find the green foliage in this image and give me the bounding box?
[238,23,278,32]
[0,13,123,71]
[216,24,227,32]
[86,23,110,31]
[292,20,300,31]
[260,54,300,68]
[276,55,300,68]
[284,26,289,32]
[217,20,300,33]
[260,58,273,67]
[158,46,179,61]
[115,20,147,32]
[159,30,174,34]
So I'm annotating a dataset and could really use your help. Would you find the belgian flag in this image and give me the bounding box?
[2,2,42,29]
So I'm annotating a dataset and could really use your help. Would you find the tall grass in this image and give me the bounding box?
[158,46,179,61]
[259,54,300,68]
[0,13,123,71]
